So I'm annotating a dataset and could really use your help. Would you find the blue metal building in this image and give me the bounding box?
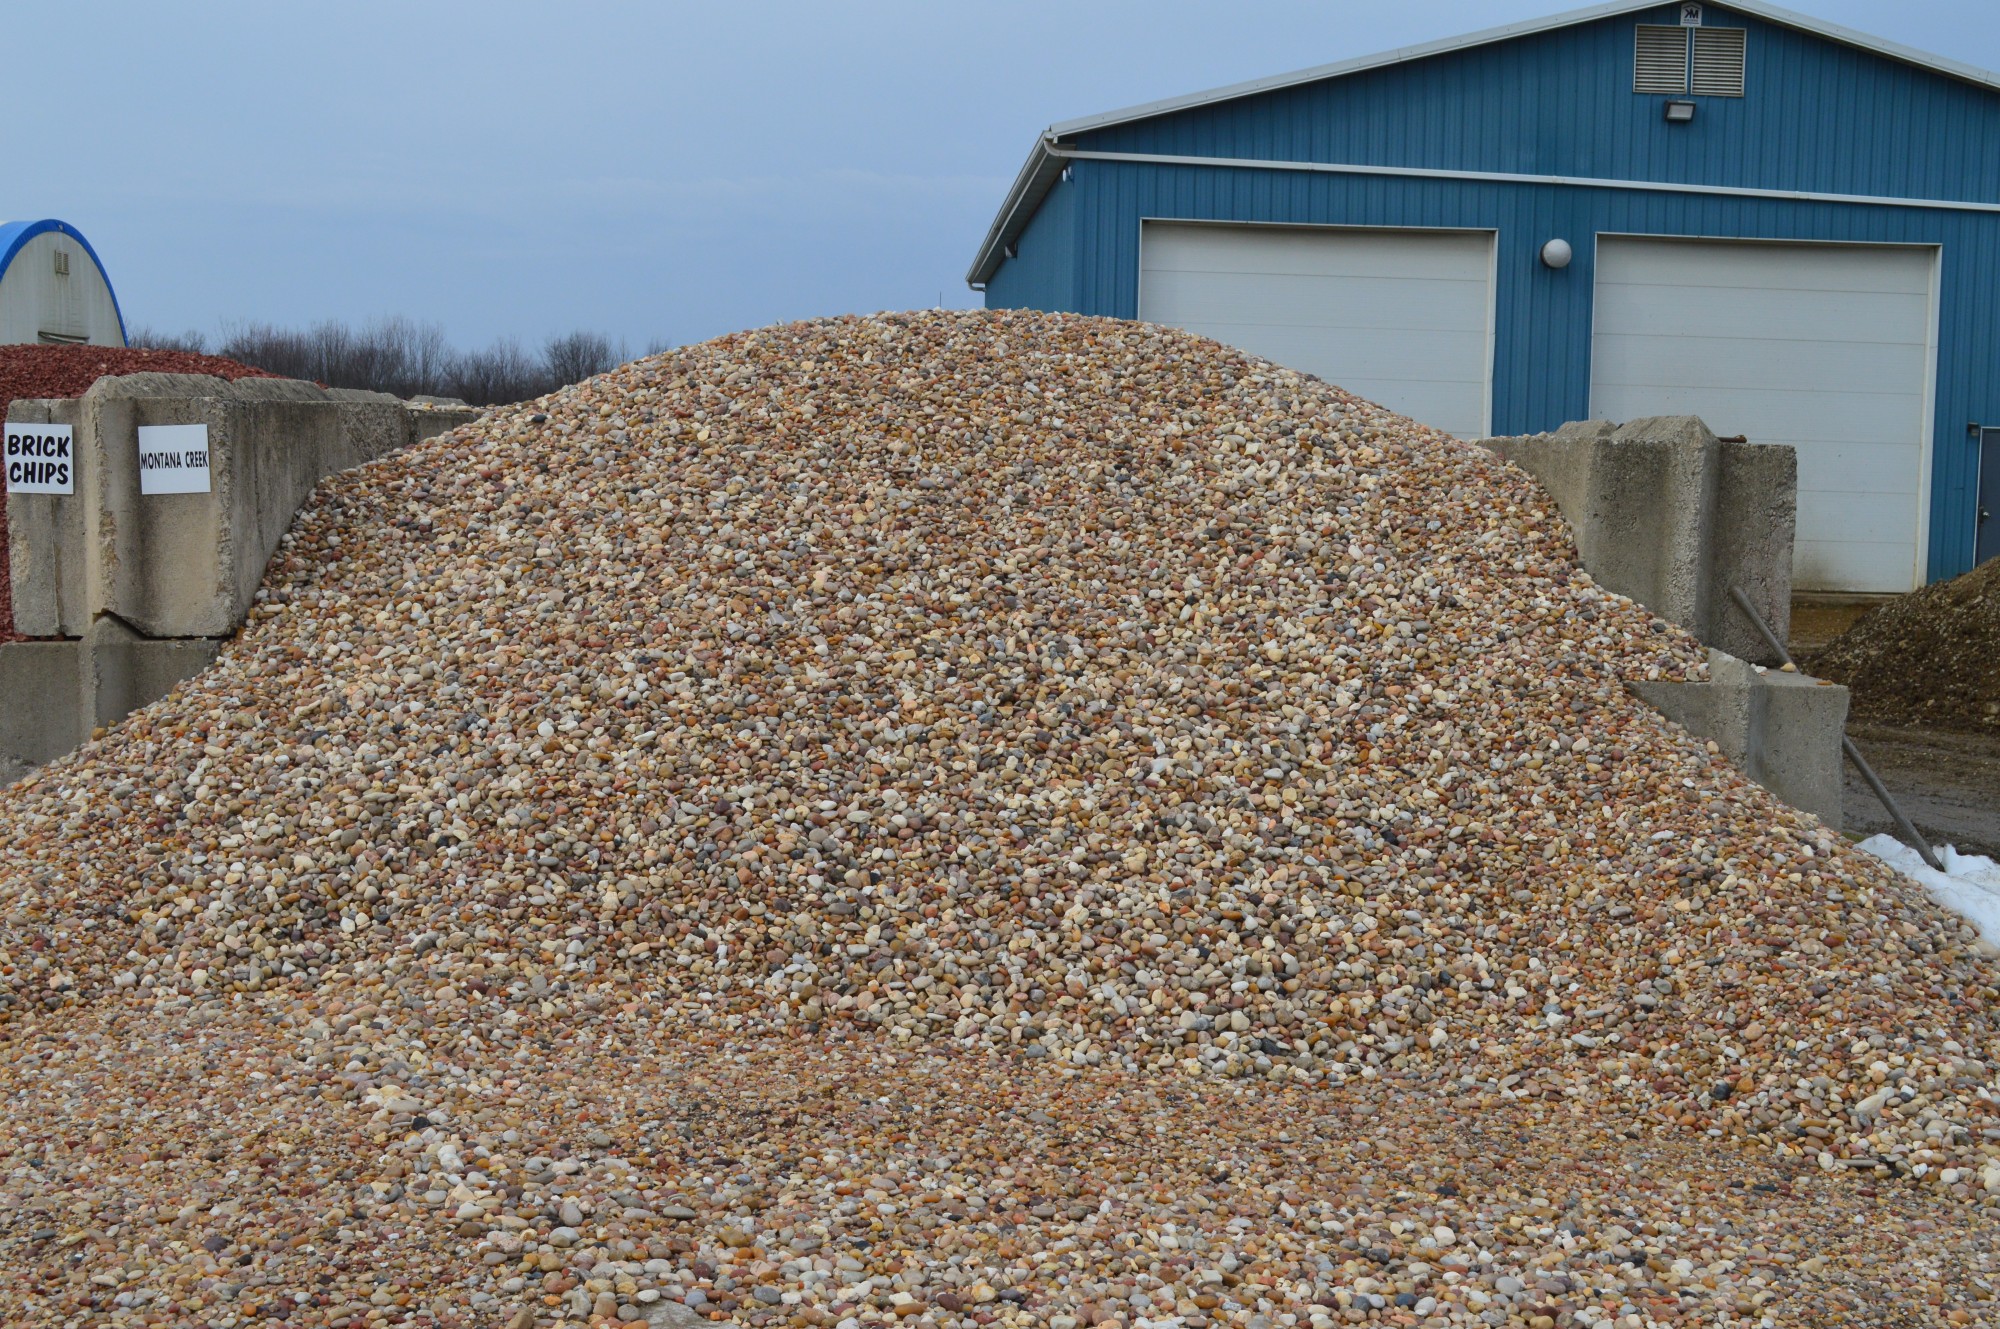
[969,0,2000,589]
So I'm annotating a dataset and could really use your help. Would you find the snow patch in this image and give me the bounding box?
[1856,834,2000,947]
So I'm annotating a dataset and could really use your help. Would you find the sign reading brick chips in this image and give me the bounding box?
[4,422,74,494]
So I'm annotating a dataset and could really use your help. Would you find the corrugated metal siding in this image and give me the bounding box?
[980,178,1079,311]
[981,2,2000,581]
[0,231,125,347]
[1073,3,2000,203]
[999,158,1997,581]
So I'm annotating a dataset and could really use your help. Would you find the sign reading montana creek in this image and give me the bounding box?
[137,424,212,495]
[4,422,75,495]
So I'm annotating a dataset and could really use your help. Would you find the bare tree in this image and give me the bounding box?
[451,338,552,406]
[209,316,629,406]
[216,321,316,381]
[125,326,211,354]
[544,331,623,388]
[395,319,457,398]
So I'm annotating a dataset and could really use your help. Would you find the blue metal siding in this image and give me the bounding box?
[1074,4,2000,205]
[981,179,1079,311]
[1046,159,1997,580]
[982,4,2000,580]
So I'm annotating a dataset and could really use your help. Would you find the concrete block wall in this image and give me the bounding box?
[1481,416,1796,665]
[2,374,478,773]
[1630,649,1851,828]
[9,374,477,640]
[1486,417,1851,827]
[0,625,220,767]
[5,393,88,637]
[0,640,84,766]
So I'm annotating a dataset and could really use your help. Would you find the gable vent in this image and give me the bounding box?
[1634,25,1690,94]
[1692,27,1747,97]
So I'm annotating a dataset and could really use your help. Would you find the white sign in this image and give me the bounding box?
[4,422,75,495]
[1681,3,1703,24]
[137,424,212,495]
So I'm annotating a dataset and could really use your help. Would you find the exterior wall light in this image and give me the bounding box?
[1540,238,1573,269]
[1664,100,1696,122]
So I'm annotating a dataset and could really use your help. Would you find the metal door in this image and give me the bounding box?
[1139,222,1497,439]
[1980,428,2000,566]
[1591,236,1937,593]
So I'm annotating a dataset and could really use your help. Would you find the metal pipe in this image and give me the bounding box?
[1728,587,1944,873]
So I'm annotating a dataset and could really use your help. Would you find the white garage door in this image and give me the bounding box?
[1591,237,1937,593]
[1140,223,1494,438]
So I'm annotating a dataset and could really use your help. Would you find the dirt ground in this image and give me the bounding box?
[1841,722,2000,859]
[1789,591,2000,857]
[1789,597,1889,654]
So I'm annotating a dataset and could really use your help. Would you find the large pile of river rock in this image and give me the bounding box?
[0,311,1995,1327]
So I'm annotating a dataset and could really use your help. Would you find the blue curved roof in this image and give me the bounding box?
[0,218,127,344]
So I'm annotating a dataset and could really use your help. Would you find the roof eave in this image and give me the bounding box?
[966,134,1066,288]
[1048,0,2000,140]
[968,0,2000,290]
[1048,0,1650,138]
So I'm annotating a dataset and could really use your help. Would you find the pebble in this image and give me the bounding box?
[0,310,1994,1327]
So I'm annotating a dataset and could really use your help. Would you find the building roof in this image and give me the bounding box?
[968,0,2000,286]
[0,219,128,343]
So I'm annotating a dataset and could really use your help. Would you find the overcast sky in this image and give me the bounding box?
[11,1,1996,354]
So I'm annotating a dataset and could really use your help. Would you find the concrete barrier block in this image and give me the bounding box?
[1601,417,1719,631]
[1745,664,1848,827]
[3,372,452,774]
[1485,416,1718,629]
[5,396,87,637]
[1630,648,1848,827]
[8,374,430,639]
[1482,416,1795,664]
[226,376,332,403]
[0,640,84,765]
[407,403,481,445]
[83,614,218,733]
[81,374,238,639]
[336,400,414,466]
[1713,441,1797,661]
[0,624,219,771]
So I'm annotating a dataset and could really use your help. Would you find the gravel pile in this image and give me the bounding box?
[1806,558,2000,734]
[0,310,1996,1327]
[0,343,278,641]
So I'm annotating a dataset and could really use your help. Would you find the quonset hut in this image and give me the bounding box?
[0,219,127,349]
[969,1,2000,587]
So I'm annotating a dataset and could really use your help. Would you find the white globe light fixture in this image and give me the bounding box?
[1541,238,1574,269]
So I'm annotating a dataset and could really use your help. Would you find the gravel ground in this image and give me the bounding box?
[0,311,1996,1328]
[2,1001,1994,1329]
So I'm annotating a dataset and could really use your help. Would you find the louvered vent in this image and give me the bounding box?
[1635,25,1690,94]
[1692,27,1747,96]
